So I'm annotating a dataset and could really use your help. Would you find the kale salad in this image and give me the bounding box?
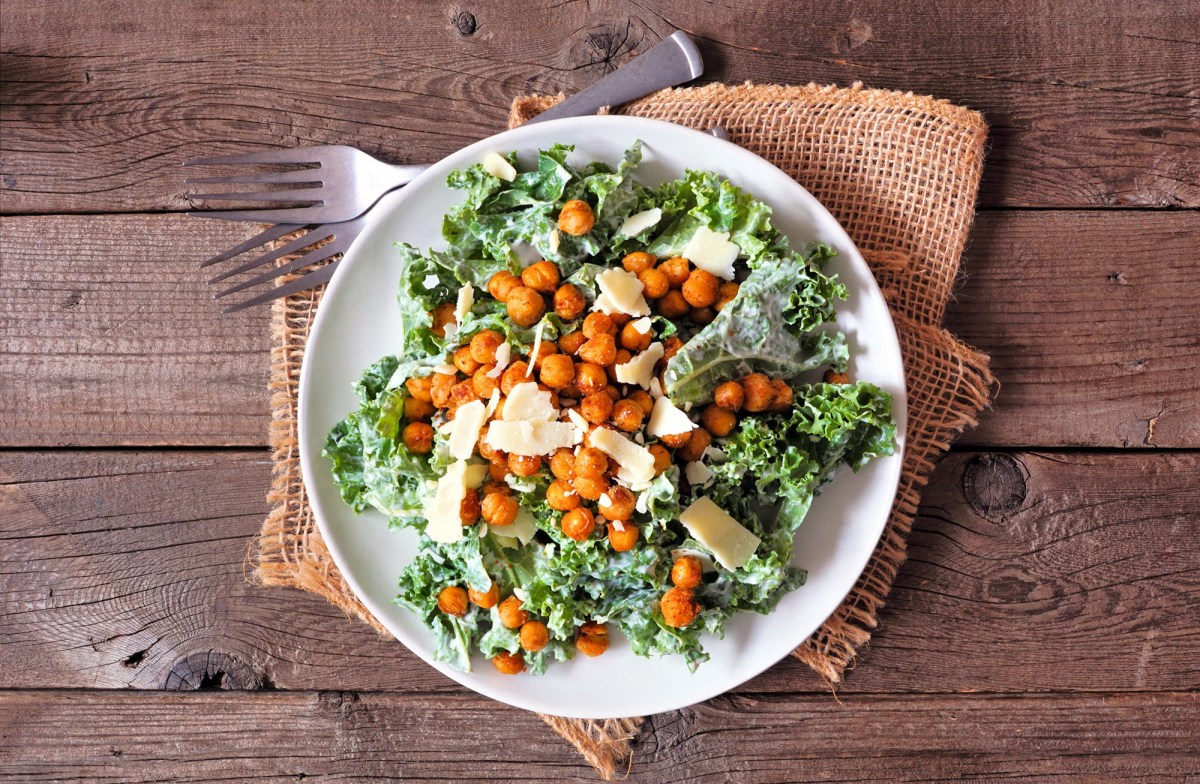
[324,142,896,675]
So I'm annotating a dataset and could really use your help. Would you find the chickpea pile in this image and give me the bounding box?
[408,199,807,669]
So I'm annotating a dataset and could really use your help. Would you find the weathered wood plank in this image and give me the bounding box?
[2,0,1196,212]
[2,689,1196,783]
[3,211,1197,448]
[2,449,1196,694]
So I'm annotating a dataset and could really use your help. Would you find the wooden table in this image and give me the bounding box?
[3,2,1198,780]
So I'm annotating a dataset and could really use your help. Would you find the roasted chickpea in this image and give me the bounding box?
[437,585,469,617]
[469,581,500,609]
[611,399,645,432]
[481,491,519,527]
[677,428,712,463]
[660,586,701,627]
[573,473,609,502]
[701,404,737,437]
[648,443,672,475]
[714,380,745,411]
[404,396,435,421]
[619,320,652,352]
[453,345,481,375]
[405,376,433,402]
[553,283,586,320]
[546,479,582,511]
[519,620,550,652]
[447,380,478,410]
[575,362,608,395]
[823,369,851,385]
[467,329,502,365]
[472,366,499,399]
[621,251,657,274]
[671,556,703,589]
[638,267,670,299]
[521,260,561,293]
[627,389,654,415]
[508,453,542,478]
[658,430,693,449]
[501,361,531,394]
[488,269,522,302]
[661,335,684,362]
[561,507,596,542]
[558,199,595,236]
[402,422,434,454]
[487,461,509,481]
[528,339,557,370]
[477,426,502,462]
[656,290,690,319]
[539,354,576,389]
[559,329,587,355]
[576,621,609,657]
[430,302,456,338]
[578,334,617,367]
[482,480,511,498]
[506,285,545,327]
[579,391,614,424]
[582,312,616,338]
[607,521,639,552]
[742,373,775,412]
[660,257,691,287]
[682,268,719,308]
[608,350,633,383]
[460,488,481,525]
[574,446,608,478]
[689,307,716,325]
[769,379,794,411]
[549,448,576,481]
[492,650,525,674]
[599,485,636,521]
[716,281,740,311]
[497,595,529,629]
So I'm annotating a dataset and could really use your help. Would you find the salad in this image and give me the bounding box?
[324,142,896,675]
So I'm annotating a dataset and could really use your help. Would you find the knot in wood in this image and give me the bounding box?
[452,11,477,36]
[164,651,267,691]
[962,453,1027,520]
[571,20,648,77]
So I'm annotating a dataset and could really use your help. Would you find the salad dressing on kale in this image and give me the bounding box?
[324,143,896,674]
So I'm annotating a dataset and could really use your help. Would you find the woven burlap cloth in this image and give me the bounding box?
[254,82,995,779]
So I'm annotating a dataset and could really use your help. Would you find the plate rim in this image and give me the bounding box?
[298,114,907,718]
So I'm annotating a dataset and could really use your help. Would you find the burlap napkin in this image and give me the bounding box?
[255,81,995,779]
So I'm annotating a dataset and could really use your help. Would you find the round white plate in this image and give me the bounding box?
[298,116,907,719]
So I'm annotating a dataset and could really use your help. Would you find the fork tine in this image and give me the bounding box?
[207,226,325,283]
[199,223,301,268]
[187,205,337,223]
[185,169,322,186]
[221,262,339,313]
[184,147,322,167]
[188,187,326,204]
[214,228,350,297]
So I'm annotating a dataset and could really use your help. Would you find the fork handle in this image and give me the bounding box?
[382,163,430,189]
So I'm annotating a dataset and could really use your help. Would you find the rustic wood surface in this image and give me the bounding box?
[2,0,1198,780]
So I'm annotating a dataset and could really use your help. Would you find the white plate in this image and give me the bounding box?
[299,116,907,719]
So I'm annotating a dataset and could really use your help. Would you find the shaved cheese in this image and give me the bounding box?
[486,420,579,456]
[525,321,546,377]
[433,363,458,376]
[483,388,501,418]
[648,377,664,399]
[619,207,662,237]
[548,229,560,254]
[593,268,650,317]
[703,445,727,463]
[648,396,697,437]
[464,462,489,489]
[422,273,440,289]
[503,382,555,422]
[630,316,652,334]
[590,427,655,484]
[482,152,517,181]
[682,226,739,280]
[679,496,761,570]
[503,506,538,545]
[486,342,512,378]
[615,342,664,389]
[448,400,487,459]
[685,461,713,487]
[454,284,474,325]
[610,517,626,532]
[599,492,613,508]
[566,407,589,439]
[423,460,470,544]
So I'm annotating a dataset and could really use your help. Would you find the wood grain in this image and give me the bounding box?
[2,0,1197,213]
[3,211,1197,448]
[3,689,1197,783]
[2,449,1196,695]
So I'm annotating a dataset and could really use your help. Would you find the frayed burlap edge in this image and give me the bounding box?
[253,81,995,779]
